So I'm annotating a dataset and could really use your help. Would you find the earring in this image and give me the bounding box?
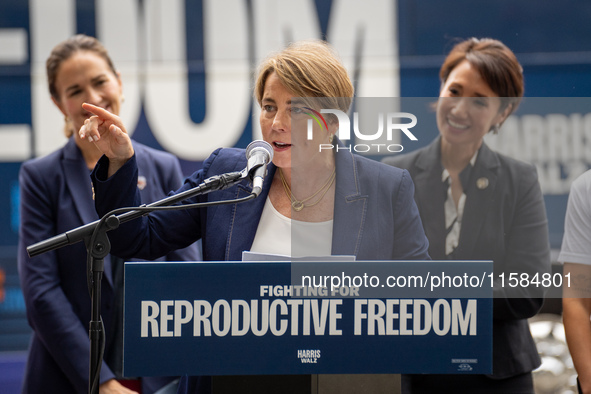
[64,115,70,123]
[329,134,334,143]
[493,124,500,134]
[121,95,126,103]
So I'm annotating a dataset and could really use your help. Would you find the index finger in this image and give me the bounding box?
[82,102,118,122]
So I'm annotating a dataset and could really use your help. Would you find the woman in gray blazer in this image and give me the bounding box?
[383,38,551,393]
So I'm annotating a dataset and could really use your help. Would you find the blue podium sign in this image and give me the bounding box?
[123,261,493,377]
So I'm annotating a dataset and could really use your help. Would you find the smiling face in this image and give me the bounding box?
[259,72,334,171]
[52,50,122,139]
[437,60,509,151]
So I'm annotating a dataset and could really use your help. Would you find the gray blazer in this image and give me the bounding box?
[383,136,551,379]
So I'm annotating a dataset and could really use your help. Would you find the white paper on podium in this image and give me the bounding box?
[241,251,356,262]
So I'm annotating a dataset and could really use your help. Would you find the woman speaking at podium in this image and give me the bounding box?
[81,40,431,392]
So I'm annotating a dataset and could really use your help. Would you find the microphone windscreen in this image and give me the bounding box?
[245,140,273,162]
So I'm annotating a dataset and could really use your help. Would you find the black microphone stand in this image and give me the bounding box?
[86,219,111,394]
[27,169,257,394]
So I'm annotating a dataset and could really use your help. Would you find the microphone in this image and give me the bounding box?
[245,140,273,197]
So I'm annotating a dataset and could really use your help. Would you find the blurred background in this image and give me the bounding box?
[1,0,590,392]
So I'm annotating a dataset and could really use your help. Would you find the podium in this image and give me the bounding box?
[123,261,493,393]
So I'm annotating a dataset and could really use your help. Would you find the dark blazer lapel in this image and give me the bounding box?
[412,139,447,259]
[456,142,499,258]
[62,138,97,225]
[61,138,114,285]
[332,146,368,257]
[225,164,276,260]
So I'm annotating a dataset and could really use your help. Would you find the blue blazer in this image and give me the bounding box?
[93,141,430,262]
[93,141,430,394]
[383,137,551,380]
[18,138,200,394]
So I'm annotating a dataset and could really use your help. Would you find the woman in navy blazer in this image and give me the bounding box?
[91,136,428,263]
[18,35,199,394]
[383,38,551,393]
[81,40,430,393]
[84,40,430,264]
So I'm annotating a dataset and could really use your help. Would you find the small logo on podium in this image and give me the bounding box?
[451,358,477,372]
[297,349,321,364]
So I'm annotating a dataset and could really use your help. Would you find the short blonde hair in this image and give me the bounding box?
[255,40,354,116]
